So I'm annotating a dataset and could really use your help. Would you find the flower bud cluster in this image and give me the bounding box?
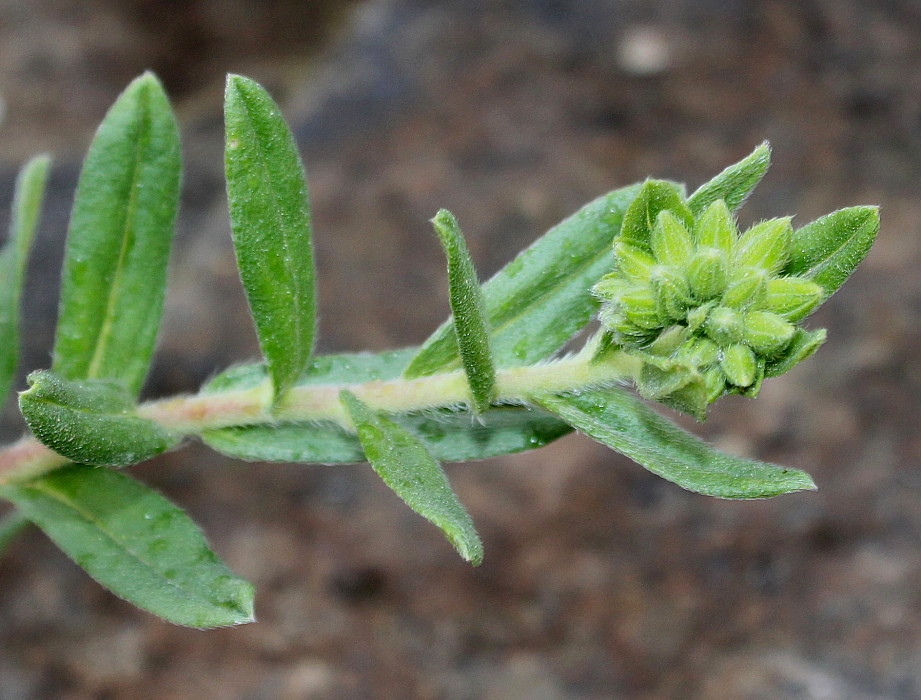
[594,198,826,412]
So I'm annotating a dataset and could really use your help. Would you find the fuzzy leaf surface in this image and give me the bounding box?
[0,464,255,627]
[687,142,772,214]
[224,74,316,400]
[534,388,816,498]
[341,390,483,564]
[785,206,879,296]
[430,209,496,411]
[52,73,180,396]
[0,155,51,403]
[201,351,571,462]
[618,180,692,251]
[19,370,179,467]
[404,185,640,376]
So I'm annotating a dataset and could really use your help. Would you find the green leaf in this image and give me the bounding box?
[203,348,416,392]
[224,74,316,400]
[340,390,483,564]
[52,73,180,396]
[405,184,641,376]
[201,350,571,463]
[687,142,772,214]
[784,206,879,296]
[205,405,570,464]
[429,209,496,412]
[534,388,816,498]
[764,327,826,378]
[0,464,254,627]
[618,179,693,251]
[0,509,29,557]
[0,155,51,403]
[19,370,179,467]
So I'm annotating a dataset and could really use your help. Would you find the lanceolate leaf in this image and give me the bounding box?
[200,350,571,463]
[785,206,880,296]
[0,464,254,628]
[618,180,693,251]
[340,390,483,564]
[430,209,496,412]
[534,388,816,498]
[52,72,181,396]
[405,184,640,376]
[205,405,570,464]
[19,370,179,467]
[224,74,316,401]
[687,142,772,214]
[0,155,51,403]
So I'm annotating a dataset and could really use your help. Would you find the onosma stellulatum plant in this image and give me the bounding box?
[0,74,879,627]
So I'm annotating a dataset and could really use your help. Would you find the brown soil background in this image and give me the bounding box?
[1,1,920,698]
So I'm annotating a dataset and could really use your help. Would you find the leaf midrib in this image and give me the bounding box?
[26,479,242,616]
[437,240,611,371]
[800,209,874,280]
[86,87,150,385]
[234,85,308,381]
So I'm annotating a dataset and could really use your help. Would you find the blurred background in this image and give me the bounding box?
[1,1,919,697]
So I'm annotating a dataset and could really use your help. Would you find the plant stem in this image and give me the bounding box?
[0,349,639,485]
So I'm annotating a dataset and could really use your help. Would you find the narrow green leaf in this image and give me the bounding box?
[784,206,879,296]
[19,370,179,467]
[340,390,483,564]
[687,142,772,214]
[205,405,570,464]
[405,184,641,376]
[203,347,416,392]
[0,464,254,627]
[0,509,29,556]
[430,209,496,412]
[0,155,51,403]
[201,351,570,463]
[52,72,180,396]
[224,74,316,400]
[764,327,826,378]
[618,179,693,252]
[534,388,816,498]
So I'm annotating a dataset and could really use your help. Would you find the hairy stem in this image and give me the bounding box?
[0,349,639,485]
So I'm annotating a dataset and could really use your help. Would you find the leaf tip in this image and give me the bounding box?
[451,528,484,566]
[225,73,256,99]
[430,208,459,243]
[129,71,166,98]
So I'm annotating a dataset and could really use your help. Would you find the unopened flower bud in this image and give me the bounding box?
[592,272,628,300]
[765,328,827,377]
[693,199,736,255]
[686,301,715,333]
[614,242,656,282]
[733,217,792,274]
[743,310,795,356]
[722,267,767,309]
[703,367,727,402]
[651,211,695,267]
[647,326,689,356]
[594,169,859,418]
[704,306,744,345]
[687,248,728,301]
[618,286,662,329]
[720,343,758,387]
[764,277,823,322]
[678,337,720,367]
[651,265,692,320]
[610,319,656,346]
